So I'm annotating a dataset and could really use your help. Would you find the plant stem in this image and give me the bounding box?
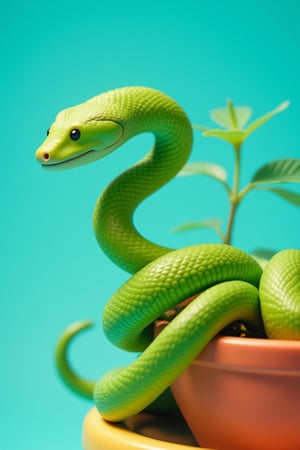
[224,143,242,244]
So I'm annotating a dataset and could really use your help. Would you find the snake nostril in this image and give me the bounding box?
[43,153,50,161]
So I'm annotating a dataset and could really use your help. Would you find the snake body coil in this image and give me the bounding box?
[36,87,300,422]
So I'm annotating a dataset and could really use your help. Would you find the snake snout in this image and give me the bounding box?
[36,147,52,164]
[42,152,50,161]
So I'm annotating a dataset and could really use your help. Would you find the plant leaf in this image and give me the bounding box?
[210,107,232,129]
[210,104,252,129]
[257,186,300,207]
[193,124,210,132]
[234,106,253,129]
[252,248,277,260]
[203,129,246,146]
[173,219,224,240]
[245,101,290,138]
[178,161,227,182]
[251,248,278,268]
[251,159,300,184]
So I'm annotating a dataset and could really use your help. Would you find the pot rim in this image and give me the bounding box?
[154,320,300,374]
[192,335,300,375]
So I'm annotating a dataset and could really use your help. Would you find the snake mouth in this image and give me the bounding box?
[41,149,96,167]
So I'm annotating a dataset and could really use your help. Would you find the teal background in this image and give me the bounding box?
[1,1,300,449]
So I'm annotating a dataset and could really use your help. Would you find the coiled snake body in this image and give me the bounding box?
[36,87,300,422]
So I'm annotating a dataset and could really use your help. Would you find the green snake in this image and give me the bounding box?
[36,86,300,422]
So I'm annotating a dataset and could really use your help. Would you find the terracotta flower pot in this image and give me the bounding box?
[83,321,300,450]
[168,333,300,450]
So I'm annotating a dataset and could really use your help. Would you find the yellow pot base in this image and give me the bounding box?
[82,407,212,450]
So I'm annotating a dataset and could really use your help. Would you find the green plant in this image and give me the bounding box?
[175,99,300,259]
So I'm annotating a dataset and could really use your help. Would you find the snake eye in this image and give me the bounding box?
[70,129,81,141]
[47,128,50,136]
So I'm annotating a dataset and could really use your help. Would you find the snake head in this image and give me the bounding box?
[35,104,124,170]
